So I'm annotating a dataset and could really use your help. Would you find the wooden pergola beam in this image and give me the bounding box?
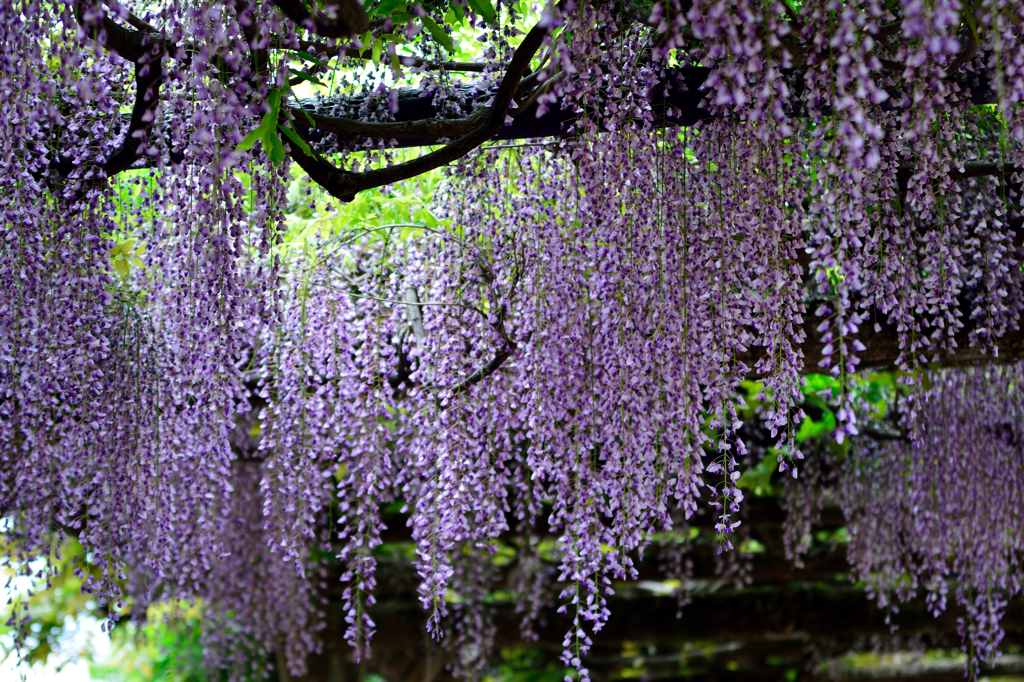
[763,317,1024,377]
[294,586,1024,682]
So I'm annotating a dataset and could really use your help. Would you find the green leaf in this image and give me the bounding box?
[238,88,284,154]
[238,117,272,152]
[737,455,775,495]
[288,67,326,87]
[467,0,495,23]
[399,225,420,241]
[267,87,282,114]
[263,128,286,165]
[277,123,313,156]
[803,373,840,397]
[372,38,382,66]
[796,407,836,443]
[414,206,439,227]
[369,0,404,17]
[296,50,330,68]
[421,15,454,53]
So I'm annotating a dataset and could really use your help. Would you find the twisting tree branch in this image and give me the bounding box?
[73,0,155,62]
[948,7,980,74]
[287,67,546,145]
[60,2,166,180]
[282,10,559,201]
[271,0,369,38]
[450,345,516,396]
[102,47,164,177]
[290,105,487,143]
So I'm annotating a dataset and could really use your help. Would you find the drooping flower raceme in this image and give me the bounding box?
[4,0,1024,679]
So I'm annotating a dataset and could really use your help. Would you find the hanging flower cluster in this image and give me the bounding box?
[4,0,1024,679]
[837,366,1024,673]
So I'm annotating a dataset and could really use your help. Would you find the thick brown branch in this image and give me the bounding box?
[948,21,979,74]
[291,68,547,145]
[953,160,1024,180]
[123,9,157,32]
[290,104,487,143]
[73,0,155,62]
[102,50,164,177]
[283,10,557,200]
[294,61,998,155]
[272,0,369,39]
[63,3,165,180]
[876,21,903,40]
[450,345,515,397]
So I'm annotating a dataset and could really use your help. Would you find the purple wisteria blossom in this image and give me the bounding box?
[3,0,1024,679]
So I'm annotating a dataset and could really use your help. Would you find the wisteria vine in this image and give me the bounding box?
[4,0,1024,679]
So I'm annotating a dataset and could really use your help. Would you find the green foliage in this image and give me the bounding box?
[0,537,223,682]
[237,88,293,165]
[464,0,496,23]
[0,538,127,670]
[109,237,146,279]
[736,455,776,496]
[486,648,571,682]
[421,14,456,52]
[736,371,902,496]
[88,606,212,682]
[278,162,447,263]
